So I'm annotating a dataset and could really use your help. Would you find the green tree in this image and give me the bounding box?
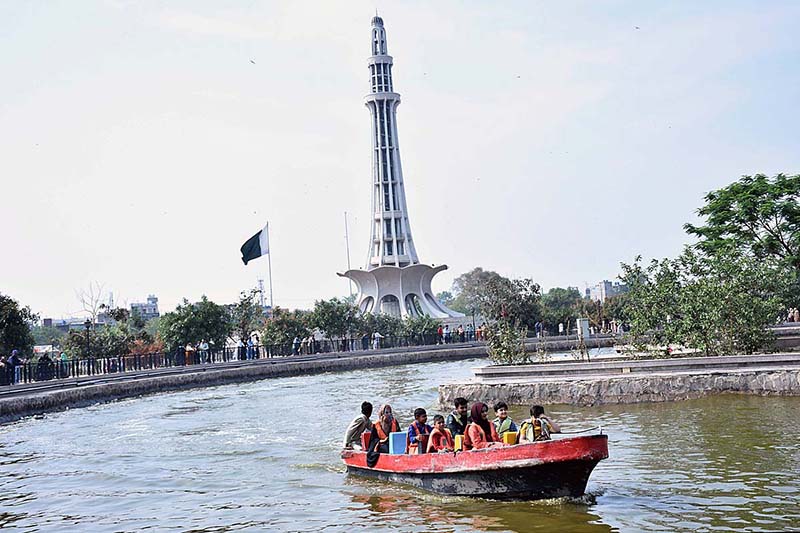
[448,267,541,328]
[402,315,441,339]
[572,293,631,333]
[470,276,541,364]
[485,320,528,365]
[31,325,67,346]
[449,267,508,314]
[0,294,38,356]
[62,310,156,358]
[158,296,232,353]
[435,291,454,307]
[310,298,361,340]
[62,328,101,359]
[621,247,789,357]
[262,307,310,347]
[540,287,582,333]
[103,306,131,323]
[230,289,266,342]
[684,173,800,274]
[361,313,404,337]
[478,277,541,330]
[603,293,631,323]
[144,317,161,339]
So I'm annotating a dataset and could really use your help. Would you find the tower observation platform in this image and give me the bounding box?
[339,16,464,319]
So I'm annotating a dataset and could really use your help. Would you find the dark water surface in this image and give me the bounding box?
[0,358,798,532]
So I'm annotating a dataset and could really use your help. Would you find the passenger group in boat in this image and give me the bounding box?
[343,400,560,453]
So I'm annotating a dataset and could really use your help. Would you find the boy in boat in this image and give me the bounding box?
[445,397,470,437]
[519,405,561,442]
[342,401,373,449]
[406,407,433,454]
[427,414,454,453]
[464,402,501,450]
[492,401,518,438]
[369,404,401,453]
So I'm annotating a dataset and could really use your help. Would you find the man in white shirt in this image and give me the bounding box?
[343,402,373,449]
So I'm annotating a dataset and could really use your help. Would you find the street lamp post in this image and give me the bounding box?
[84,319,92,374]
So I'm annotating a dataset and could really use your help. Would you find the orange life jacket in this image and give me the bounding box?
[463,422,498,450]
[463,422,480,450]
[406,422,431,454]
[373,419,399,442]
[427,428,454,452]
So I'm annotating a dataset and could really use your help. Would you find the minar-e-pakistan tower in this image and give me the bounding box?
[339,15,463,319]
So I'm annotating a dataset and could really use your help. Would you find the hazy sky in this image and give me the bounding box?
[2,1,799,319]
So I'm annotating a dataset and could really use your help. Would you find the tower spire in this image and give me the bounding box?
[364,14,418,269]
[339,16,463,320]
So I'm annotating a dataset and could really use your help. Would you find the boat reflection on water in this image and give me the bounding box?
[344,477,613,533]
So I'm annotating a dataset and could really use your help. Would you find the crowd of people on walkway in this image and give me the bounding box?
[0,349,74,385]
[343,397,560,454]
[436,323,486,344]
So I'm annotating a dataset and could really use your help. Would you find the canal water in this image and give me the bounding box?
[0,358,798,532]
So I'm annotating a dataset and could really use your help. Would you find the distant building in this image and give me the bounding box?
[44,317,92,333]
[130,295,160,321]
[587,280,628,302]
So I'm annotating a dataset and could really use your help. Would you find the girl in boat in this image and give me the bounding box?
[463,402,502,450]
[368,404,401,453]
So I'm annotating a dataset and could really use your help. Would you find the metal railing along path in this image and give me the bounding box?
[0,333,482,388]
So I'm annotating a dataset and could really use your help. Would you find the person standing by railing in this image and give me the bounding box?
[371,331,383,350]
[0,355,9,385]
[246,336,255,360]
[58,352,69,378]
[198,339,209,364]
[8,350,25,384]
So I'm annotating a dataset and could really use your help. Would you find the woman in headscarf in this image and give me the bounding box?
[369,404,402,454]
[463,402,501,450]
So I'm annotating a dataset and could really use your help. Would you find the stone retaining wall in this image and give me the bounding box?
[439,369,800,407]
[0,345,487,423]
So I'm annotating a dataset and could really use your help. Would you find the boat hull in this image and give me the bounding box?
[342,434,608,500]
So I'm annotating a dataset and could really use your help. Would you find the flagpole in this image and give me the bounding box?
[344,211,354,297]
[267,224,274,310]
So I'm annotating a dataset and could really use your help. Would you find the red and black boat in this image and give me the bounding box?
[341,433,608,500]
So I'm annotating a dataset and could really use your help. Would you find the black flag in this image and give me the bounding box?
[241,223,269,265]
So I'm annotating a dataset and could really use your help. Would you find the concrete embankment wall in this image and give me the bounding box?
[0,345,488,423]
[439,353,800,407]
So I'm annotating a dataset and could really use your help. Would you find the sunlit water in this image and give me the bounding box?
[0,358,798,532]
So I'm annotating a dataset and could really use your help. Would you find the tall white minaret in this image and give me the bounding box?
[339,16,463,319]
[365,15,419,269]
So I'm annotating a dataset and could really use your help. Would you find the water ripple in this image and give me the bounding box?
[0,358,797,532]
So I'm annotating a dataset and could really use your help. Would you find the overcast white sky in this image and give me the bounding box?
[2,1,799,319]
